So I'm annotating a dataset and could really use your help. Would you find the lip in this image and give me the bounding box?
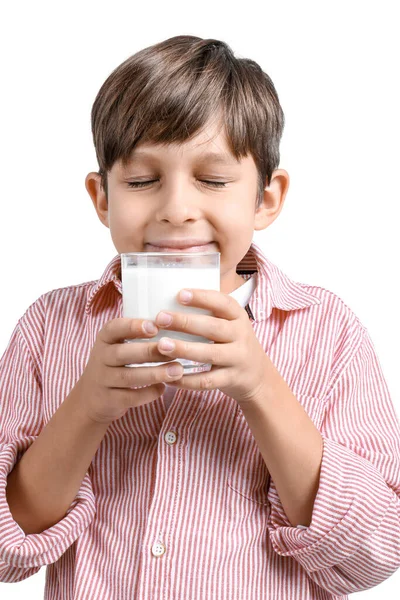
[145,242,215,252]
[145,242,216,253]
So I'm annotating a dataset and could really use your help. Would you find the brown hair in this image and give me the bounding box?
[90,35,285,209]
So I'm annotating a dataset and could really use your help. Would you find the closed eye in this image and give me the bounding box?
[127,180,228,189]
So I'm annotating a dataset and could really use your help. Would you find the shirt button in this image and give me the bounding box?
[165,430,177,445]
[152,542,166,557]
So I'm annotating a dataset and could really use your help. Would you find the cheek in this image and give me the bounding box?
[108,210,146,249]
[110,202,146,230]
[216,204,253,231]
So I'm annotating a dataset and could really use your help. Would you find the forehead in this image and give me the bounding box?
[125,121,241,167]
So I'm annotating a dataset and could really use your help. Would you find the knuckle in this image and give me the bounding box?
[147,340,156,360]
[148,368,159,384]
[145,342,152,360]
[119,366,132,385]
[182,313,190,331]
[200,373,213,390]
[210,343,220,364]
[112,344,124,365]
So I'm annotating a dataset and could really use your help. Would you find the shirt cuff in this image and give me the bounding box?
[0,440,96,569]
[267,435,395,572]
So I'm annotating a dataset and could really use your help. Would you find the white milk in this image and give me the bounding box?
[121,264,220,370]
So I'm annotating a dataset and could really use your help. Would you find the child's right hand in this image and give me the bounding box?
[72,317,184,425]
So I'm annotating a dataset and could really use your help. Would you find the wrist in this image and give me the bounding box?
[66,382,112,429]
[239,356,281,408]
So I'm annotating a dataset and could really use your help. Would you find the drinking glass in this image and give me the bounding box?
[121,251,220,374]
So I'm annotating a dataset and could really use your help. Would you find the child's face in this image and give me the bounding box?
[85,118,289,294]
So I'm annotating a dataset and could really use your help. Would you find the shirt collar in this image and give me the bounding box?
[85,241,321,321]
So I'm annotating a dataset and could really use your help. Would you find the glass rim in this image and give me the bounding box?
[120,250,220,257]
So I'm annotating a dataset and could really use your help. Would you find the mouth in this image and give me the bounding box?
[144,242,216,253]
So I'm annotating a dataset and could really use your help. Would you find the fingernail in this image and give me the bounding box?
[159,337,175,350]
[156,311,173,326]
[143,320,158,334]
[179,289,193,303]
[167,364,183,377]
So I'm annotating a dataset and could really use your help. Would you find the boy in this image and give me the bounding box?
[1,35,399,600]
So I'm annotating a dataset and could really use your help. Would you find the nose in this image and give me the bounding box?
[155,186,200,225]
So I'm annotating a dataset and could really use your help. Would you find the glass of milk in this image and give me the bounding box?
[121,251,220,374]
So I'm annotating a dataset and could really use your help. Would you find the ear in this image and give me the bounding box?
[85,172,109,228]
[254,169,290,231]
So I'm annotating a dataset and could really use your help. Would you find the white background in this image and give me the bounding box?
[0,0,399,598]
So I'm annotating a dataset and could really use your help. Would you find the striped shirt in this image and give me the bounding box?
[1,241,399,599]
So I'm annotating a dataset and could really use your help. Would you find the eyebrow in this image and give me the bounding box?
[127,150,239,166]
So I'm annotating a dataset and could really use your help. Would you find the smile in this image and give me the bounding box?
[145,242,217,253]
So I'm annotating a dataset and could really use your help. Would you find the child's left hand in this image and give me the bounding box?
[154,288,271,405]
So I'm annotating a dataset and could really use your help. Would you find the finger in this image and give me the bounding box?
[157,337,234,367]
[155,311,232,343]
[165,365,226,391]
[99,317,159,345]
[106,360,185,389]
[105,338,177,367]
[176,288,243,320]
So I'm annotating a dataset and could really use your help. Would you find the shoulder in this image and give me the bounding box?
[40,280,97,312]
[17,280,97,344]
[21,280,95,317]
[294,280,366,355]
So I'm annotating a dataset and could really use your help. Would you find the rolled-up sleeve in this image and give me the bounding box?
[267,327,400,596]
[0,312,96,583]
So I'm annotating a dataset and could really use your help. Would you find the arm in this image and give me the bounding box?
[6,381,109,535]
[242,326,400,596]
[239,359,323,528]
[0,311,96,582]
